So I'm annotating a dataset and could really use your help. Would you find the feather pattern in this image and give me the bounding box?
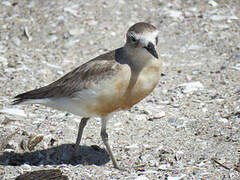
[13,50,121,104]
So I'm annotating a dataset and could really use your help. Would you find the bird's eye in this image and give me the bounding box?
[131,36,137,42]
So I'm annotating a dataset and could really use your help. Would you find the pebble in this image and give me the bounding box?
[152,111,166,119]
[228,15,239,20]
[168,117,178,124]
[64,39,80,48]
[142,170,158,174]
[1,1,11,6]
[114,122,122,127]
[179,81,204,94]
[47,35,58,42]
[21,163,32,171]
[87,19,98,26]
[165,9,184,20]
[0,56,7,66]
[158,164,170,169]
[168,175,186,180]
[135,175,149,180]
[0,44,7,53]
[202,107,208,113]
[210,15,226,21]
[69,28,85,36]
[64,7,79,17]
[218,118,228,123]
[12,37,21,46]
[175,150,184,161]
[125,144,138,150]
[188,44,202,50]
[208,0,218,7]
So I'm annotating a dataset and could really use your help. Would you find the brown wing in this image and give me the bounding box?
[13,50,121,104]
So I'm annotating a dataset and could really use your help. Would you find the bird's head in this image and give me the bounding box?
[126,22,159,59]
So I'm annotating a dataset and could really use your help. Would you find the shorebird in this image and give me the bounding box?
[13,22,161,169]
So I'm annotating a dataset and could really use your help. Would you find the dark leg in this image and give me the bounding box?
[101,116,120,169]
[73,117,89,157]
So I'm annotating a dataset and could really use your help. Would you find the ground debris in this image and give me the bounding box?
[211,158,231,170]
[27,134,44,151]
[234,158,240,173]
[1,117,16,125]
[0,128,19,151]
[15,169,68,180]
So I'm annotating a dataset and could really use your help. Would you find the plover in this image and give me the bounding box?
[13,22,161,169]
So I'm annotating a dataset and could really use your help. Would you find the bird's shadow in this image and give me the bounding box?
[0,144,110,166]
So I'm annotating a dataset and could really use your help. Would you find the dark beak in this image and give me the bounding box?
[144,42,159,59]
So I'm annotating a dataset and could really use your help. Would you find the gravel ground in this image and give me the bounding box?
[0,0,240,179]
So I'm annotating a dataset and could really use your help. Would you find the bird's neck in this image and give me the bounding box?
[124,45,155,73]
[115,45,158,74]
[119,45,160,96]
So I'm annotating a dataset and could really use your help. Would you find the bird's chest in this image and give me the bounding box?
[121,65,161,108]
[86,63,161,116]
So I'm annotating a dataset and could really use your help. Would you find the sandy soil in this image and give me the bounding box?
[0,0,240,179]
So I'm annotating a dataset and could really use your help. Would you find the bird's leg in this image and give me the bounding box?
[101,116,120,169]
[73,117,89,157]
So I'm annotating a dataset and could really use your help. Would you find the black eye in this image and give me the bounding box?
[131,36,137,42]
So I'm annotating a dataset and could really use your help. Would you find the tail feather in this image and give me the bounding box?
[12,98,26,105]
[12,90,40,105]
[12,86,55,105]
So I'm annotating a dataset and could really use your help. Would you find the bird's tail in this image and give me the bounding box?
[12,86,54,105]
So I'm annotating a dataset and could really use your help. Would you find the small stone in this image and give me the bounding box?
[1,1,11,6]
[21,163,32,171]
[48,35,58,43]
[12,37,21,46]
[179,81,204,94]
[175,150,184,161]
[229,15,239,20]
[218,118,228,123]
[135,175,149,180]
[87,19,98,26]
[188,44,202,50]
[210,15,226,21]
[125,144,138,150]
[165,9,183,20]
[168,175,186,180]
[168,117,178,124]
[208,0,218,7]
[64,7,79,17]
[69,28,85,36]
[110,31,116,36]
[153,111,166,119]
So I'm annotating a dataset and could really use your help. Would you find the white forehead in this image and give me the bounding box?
[127,30,159,43]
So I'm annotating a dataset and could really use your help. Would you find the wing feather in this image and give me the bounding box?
[13,50,121,104]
